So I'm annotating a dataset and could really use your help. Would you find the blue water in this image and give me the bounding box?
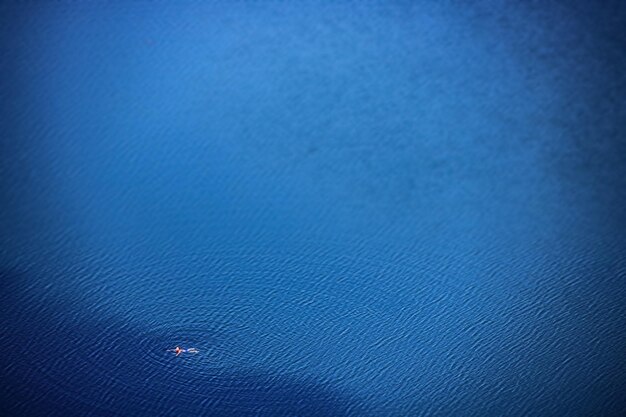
[1,1,625,416]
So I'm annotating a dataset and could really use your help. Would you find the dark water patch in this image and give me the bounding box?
[0,268,361,416]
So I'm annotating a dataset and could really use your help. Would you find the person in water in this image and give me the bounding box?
[168,346,199,356]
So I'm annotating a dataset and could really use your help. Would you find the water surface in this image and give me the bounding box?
[1,1,625,416]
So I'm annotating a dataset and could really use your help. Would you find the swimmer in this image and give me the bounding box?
[167,346,199,356]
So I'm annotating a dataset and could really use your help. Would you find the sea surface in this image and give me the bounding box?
[1,1,625,416]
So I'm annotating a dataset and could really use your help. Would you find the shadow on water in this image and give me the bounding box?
[0,268,363,417]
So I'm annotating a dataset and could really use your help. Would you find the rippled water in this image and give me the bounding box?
[1,1,625,416]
